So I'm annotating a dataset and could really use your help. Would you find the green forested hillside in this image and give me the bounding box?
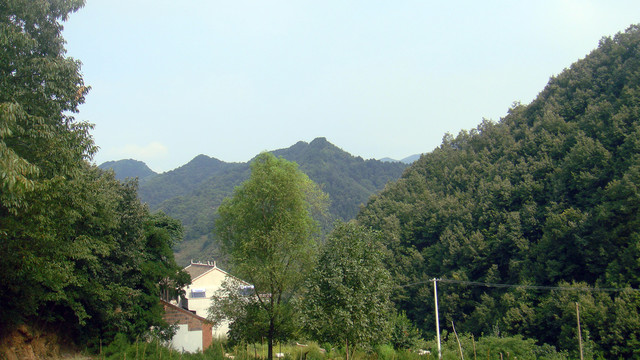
[99,158,157,182]
[358,25,640,358]
[272,137,408,220]
[138,154,245,208]
[118,138,407,265]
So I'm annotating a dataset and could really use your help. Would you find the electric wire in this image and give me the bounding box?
[399,278,639,292]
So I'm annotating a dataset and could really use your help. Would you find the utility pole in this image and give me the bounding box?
[433,278,442,359]
[576,302,584,360]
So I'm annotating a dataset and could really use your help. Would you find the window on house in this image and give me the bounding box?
[191,288,206,298]
[240,285,254,296]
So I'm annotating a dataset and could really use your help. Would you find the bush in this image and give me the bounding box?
[424,333,567,360]
[391,312,424,350]
[376,344,396,360]
[306,343,325,360]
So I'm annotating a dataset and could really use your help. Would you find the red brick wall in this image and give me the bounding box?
[202,322,213,350]
[163,305,204,331]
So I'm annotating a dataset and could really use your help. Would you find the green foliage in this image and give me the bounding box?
[215,152,329,360]
[99,159,157,183]
[0,0,93,214]
[303,221,393,355]
[96,334,564,360]
[1,0,91,328]
[208,278,300,347]
[126,138,406,267]
[425,333,567,360]
[101,336,228,359]
[0,0,188,346]
[357,24,640,358]
[390,311,424,350]
[375,344,396,360]
[2,163,188,343]
[142,211,190,302]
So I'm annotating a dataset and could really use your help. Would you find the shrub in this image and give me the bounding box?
[376,344,396,360]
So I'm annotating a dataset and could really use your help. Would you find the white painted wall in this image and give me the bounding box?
[183,266,241,338]
[167,324,202,353]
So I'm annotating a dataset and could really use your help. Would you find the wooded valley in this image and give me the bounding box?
[2,0,640,358]
[101,138,408,266]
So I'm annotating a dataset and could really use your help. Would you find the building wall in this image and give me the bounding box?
[169,324,203,353]
[162,301,213,353]
[184,268,233,338]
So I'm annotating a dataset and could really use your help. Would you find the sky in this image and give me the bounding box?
[62,1,640,173]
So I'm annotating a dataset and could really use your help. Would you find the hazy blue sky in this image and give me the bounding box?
[62,1,640,173]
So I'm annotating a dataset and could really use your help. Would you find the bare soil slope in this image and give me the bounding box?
[0,324,88,360]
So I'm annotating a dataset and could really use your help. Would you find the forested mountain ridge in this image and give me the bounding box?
[98,159,157,183]
[102,138,408,265]
[138,154,244,208]
[357,25,640,358]
[271,137,408,220]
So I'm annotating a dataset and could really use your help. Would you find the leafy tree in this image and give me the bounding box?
[1,0,92,213]
[303,222,393,359]
[1,0,92,329]
[0,1,188,345]
[142,211,190,303]
[214,152,329,360]
[534,282,640,359]
[208,278,299,347]
[390,311,424,350]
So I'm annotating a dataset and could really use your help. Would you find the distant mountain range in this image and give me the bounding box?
[380,154,422,163]
[99,137,409,265]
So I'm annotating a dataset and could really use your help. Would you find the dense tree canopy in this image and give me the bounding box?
[0,0,92,213]
[0,0,187,346]
[215,152,329,360]
[1,0,92,328]
[303,222,393,358]
[357,25,640,358]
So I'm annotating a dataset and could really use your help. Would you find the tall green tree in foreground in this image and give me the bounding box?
[1,0,91,213]
[215,152,328,360]
[1,0,91,328]
[303,222,393,359]
[0,0,188,346]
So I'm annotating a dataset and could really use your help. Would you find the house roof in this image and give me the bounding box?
[184,262,217,280]
[184,260,250,285]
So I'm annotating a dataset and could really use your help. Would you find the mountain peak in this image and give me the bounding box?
[98,159,157,182]
[309,137,329,145]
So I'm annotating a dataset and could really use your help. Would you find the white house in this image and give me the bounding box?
[163,260,251,352]
[180,261,251,338]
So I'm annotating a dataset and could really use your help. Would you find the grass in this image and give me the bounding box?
[91,338,435,360]
[89,332,569,360]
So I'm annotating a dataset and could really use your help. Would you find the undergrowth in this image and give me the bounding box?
[94,333,569,360]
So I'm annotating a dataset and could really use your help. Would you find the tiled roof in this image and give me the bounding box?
[184,263,215,281]
[183,260,251,285]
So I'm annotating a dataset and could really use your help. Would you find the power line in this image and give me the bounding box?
[399,278,640,293]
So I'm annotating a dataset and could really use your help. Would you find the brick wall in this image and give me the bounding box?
[163,304,205,331]
[161,301,213,351]
[202,322,213,350]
